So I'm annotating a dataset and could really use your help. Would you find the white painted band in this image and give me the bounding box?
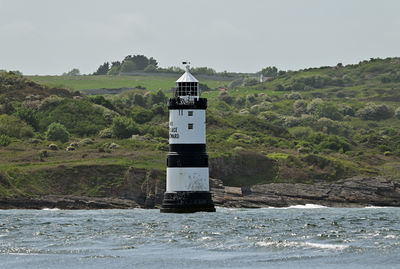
[166,167,209,192]
[169,109,206,144]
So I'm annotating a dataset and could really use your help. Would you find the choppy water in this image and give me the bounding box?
[1,206,400,268]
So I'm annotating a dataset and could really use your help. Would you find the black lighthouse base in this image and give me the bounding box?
[160,191,216,213]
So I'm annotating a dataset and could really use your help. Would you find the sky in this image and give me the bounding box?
[1,0,400,75]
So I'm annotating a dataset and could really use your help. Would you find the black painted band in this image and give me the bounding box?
[167,152,208,167]
[169,144,206,153]
[168,97,207,109]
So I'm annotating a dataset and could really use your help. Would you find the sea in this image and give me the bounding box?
[1,206,400,269]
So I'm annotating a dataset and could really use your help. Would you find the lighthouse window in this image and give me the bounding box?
[188,123,194,129]
[188,111,193,116]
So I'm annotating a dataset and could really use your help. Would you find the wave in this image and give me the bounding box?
[364,206,394,209]
[41,208,60,211]
[256,240,349,250]
[284,204,327,209]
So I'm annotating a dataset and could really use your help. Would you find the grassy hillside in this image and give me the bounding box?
[27,74,230,92]
[1,57,400,197]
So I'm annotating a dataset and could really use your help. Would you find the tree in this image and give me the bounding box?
[93,62,110,75]
[144,64,157,73]
[120,61,137,73]
[190,67,216,76]
[123,55,149,70]
[45,122,70,143]
[149,57,158,67]
[260,66,278,77]
[147,90,167,106]
[62,68,80,76]
[108,61,121,75]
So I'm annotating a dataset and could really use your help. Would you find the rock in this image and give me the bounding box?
[48,144,58,150]
[29,138,42,144]
[79,138,94,145]
[239,109,249,115]
[69,142,79,147]
[108,142,119,149]
[1,164,399,209]
[297,147,310,153]
[131,135,148,141]
[66,146,75,151]
[210,176,400,208]
[0,195,139,209]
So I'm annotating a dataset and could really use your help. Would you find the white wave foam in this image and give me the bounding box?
[41,208,60,211]
[285,204,327,209]
[256,241,348,250]
[364,206,393,209]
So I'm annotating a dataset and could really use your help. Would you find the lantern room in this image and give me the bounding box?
[175,63,199,99]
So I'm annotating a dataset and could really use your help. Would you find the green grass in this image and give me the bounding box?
[27,75,231,92]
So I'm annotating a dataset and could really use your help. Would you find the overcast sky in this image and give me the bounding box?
[1,0,400,75]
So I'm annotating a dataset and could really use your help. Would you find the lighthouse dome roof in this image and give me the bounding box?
[176,70,199,83]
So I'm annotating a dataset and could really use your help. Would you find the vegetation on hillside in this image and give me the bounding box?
[1,57,400,197]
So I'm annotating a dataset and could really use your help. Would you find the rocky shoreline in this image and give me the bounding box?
[1,176,399,210]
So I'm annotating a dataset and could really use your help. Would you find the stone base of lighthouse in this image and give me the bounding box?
[161,191,215,213]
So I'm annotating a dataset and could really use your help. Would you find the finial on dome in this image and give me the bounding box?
[182,61,190,71]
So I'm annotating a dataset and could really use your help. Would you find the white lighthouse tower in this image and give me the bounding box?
[161,62,216,213]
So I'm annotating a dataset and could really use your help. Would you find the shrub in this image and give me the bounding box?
[285,92,302,100]
[338,104,355,116]
[98,128,113,138]
[0,114,34,138]
[133,94,146,106]
[45,123,70,143]
[38,95,63,111]
[306,133,351,152]
[0,134,11,147]
[246,95,256,104]
[293,100,307,115]
[154,126,168,138]
[146,90,167,106]
[227,133,253,144]
[90,95,116,111]
[356,102,393,120]
[258,111,280,122]
[132,109,153,124]
[289,126,313,139]
[283,114,315,128]
[218,91,234,104]
[111,116,138,138]
[307,98,323,114]
[242,77,258,86]
[314,102,343,120]
[283,116,301,127]
[39,99,107,136]
[15,107,39,130]
[156,143,169,151]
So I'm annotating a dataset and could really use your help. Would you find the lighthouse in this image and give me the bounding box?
[161,63,216,213]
